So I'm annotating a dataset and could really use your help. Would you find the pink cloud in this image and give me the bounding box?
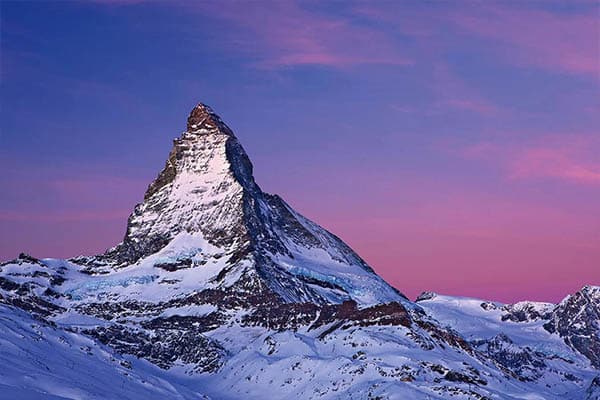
[390,64,504,117]
[390,96,501,117]
[190,2,412,69]
[432,65,503,116]
[355,2,597,78]
[352,4,438,38]
[451,5,599,78]
[443,98,500,116]
[464,134,600,185]
[511,147,600,184]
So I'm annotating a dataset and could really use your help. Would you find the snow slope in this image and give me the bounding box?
[418,292,599,396]
[0,305,207,400]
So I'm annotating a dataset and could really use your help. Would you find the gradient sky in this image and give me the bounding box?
[1,1,599,303]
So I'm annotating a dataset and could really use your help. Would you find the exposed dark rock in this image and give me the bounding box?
[587,376,600,400]
[472,333,547,381]
[415,291,437,302]
[85,324,225,373]
[544,286,600,368]
[142,312,226,333]
[444,370,487,385]
[415,320,472,353]
[501,302,553,322]
[155,258,194,271]
[480,302,498,311]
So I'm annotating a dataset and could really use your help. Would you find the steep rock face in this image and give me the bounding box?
[111,104,254,265]
[544,286,600,368]
[501,300,554,322]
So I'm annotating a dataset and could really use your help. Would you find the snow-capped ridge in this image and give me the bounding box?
[545,284,600,369]
[558,285,600,306]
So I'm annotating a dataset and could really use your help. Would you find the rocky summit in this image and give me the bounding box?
[0,103,598,400]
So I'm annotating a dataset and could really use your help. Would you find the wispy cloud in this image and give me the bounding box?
[464,134,600,185]
[189,2,413,69]
[450,5,599,79]
[510,147,600,184]
[88,0,599,81]
[354,1,598,79]
[392,65,504,117]
[443,98,500,116]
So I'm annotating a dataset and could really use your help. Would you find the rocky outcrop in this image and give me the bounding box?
[544,286,600,368]
[501,301,554,322]
[471,333,548,381]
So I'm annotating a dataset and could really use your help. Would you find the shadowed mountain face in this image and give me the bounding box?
[0,103,598,400]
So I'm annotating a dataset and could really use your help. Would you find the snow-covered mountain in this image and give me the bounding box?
[77,103,403,306]
[0,103,598,399]
[416,290,600,396]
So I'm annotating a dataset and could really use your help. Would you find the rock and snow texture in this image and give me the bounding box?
[0,305,207,400]
[0,103,598,399]
[416,292,600,393]
[84,103,403,306]
[544,285,600,369]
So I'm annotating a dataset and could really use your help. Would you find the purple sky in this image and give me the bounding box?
[1,1,599,303]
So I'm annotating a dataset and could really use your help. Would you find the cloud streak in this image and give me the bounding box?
[464,134,600,185]
[190,2,413,69]
[450,5,599,79]
[354,1,598,79]
[511,147,600,184]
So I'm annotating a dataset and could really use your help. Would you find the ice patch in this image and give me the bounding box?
[65,275,158,300]
[160,304,217,318]
[288,265,365,298]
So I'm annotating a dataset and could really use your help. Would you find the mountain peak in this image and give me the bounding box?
[84,102,405,306]
[186,102,232,134]
[107,102,255,265]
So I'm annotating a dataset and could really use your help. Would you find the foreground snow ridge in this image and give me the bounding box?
[0,103,598,400]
